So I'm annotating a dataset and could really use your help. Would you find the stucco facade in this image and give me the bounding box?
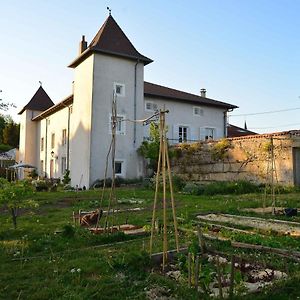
[18,14,237,188]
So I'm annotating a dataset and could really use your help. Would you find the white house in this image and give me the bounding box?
[18,14,237,188]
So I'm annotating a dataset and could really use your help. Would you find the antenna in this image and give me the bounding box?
[39,81,42,87]
[107,7,111,15]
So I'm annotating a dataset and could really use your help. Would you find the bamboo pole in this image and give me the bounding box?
[229,255,235,299]
[194,255,199,291]
[162,112,168,270]
[188,252,192,288]
[216,257,224,299]
[149,118,163,255]
[165,140,179,252]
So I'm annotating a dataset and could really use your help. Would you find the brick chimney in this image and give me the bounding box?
[79,35,87,54]
[200,88,206,97]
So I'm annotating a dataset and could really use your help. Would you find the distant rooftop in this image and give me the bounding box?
[18,86,54,115]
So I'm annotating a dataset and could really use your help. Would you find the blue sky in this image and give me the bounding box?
[0,0,299,133]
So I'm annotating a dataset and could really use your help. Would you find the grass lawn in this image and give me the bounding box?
[1,187,300,299]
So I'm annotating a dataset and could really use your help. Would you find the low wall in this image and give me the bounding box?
[171,131,300,186]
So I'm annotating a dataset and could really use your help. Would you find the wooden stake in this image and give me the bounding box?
[165,141,179,252]
[229,255,235,299]
[216,257,223,299]
[149,119,163,255]
[194,255,200,291]
[197,225,206,254]
[162,112,168,270]
[188,252,192,288]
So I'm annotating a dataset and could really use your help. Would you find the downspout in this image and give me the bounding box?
[45,118,48,177]
[67,106,71,170]
[224,108,234,137]
[133,60,139,146]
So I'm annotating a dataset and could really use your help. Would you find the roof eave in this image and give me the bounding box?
[144,93,238,110]
[32,95,73,121]
[68,48,153,68]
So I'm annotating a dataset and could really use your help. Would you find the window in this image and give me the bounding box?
[109,115,126,135]
[61,157,67,174]
[179,126,188,143]
[201,127,216,140]
[114,82,125,97]
[205,128,215,140]
[193,106,204,116]
[145,101,158,112]
[62,129,67,146]
[41,137,44,151]
[51,133,55,149]
[114,160,125,177]
[40,160,44,174]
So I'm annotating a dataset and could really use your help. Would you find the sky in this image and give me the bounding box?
[0,0,299,133]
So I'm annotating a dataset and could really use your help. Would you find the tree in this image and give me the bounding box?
[0,179,37,229]
[0,115,5,144]
[2,119,20,147]
[137,123,161,172]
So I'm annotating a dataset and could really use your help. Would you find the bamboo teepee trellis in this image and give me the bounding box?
[149,109,179,270]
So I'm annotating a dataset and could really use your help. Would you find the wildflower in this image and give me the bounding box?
[70,268,76,273]
[77,268,81,273]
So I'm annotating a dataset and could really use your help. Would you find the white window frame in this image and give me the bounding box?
[113,82,125,97]
[200,127,216,141]
[193,106,204,116]
[51,133,55,149]
[62,129,67,146]
[145,101,158,112]
[61,157,67,175]
[114,159,126,177]
[178,125,190,143]
[40,137,44,151]
[109,114,126,135]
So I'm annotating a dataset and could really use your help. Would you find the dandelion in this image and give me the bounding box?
[77,268,81,273]
[70,268,76,273]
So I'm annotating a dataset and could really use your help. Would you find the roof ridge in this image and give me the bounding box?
[144,81,237,109]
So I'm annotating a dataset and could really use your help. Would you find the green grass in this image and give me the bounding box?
[1,187,300,299]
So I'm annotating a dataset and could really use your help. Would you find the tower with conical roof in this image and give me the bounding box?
[68,14,152,187]
[18,86,54,170]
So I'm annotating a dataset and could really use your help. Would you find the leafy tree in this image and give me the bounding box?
[0,179,37,229]
[2,119,20,147]
[137,123,160,171]
[0,115,5,144]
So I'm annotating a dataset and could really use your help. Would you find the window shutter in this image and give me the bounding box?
[200,127,206,141]
[172,124,179,144]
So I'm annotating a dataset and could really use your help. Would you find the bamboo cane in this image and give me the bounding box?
[149,117,163,255]
[165,140,179,252]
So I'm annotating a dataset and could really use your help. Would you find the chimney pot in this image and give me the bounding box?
[200,88,206,97]
[79,35,88,54]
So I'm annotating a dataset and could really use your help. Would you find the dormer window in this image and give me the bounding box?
[114,83,125,97]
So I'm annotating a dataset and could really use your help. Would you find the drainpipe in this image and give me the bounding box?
[67,106,71,170]
[133,60,139,146]
[45,118,48,177]
[223,111,227,137]
[224,108,234,138]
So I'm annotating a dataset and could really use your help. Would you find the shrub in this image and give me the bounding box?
[62,169,71,185]
[183,180,260,196]
[62,224,75,238]
[32,180,49,192]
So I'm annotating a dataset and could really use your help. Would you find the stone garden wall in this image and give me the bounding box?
[171,131,300,186]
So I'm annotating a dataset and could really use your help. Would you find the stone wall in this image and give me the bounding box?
[171,131,300,186]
